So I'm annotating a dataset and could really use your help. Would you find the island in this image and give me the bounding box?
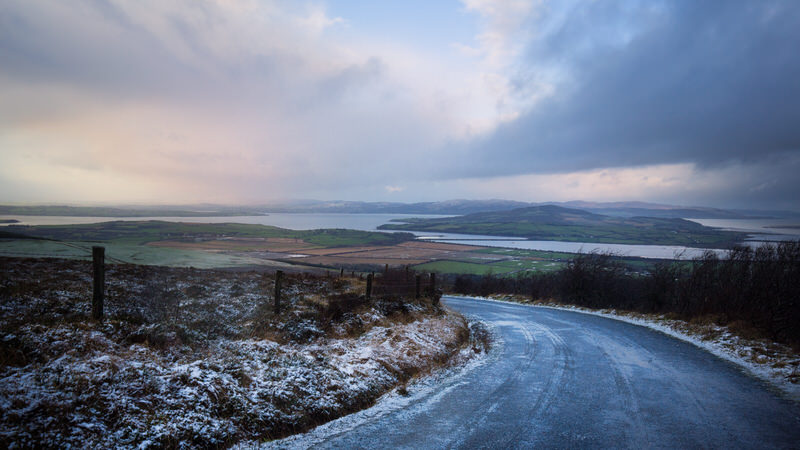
[378,205,748,247]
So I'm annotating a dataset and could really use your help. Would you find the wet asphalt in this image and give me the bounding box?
[272,296,800,449]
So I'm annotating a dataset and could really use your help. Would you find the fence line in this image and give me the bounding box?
[0,240,130,264]
[58,241,128,265]
[0,250,88,258]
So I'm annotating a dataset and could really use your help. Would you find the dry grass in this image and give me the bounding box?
[397,241,485,252]
[148,238,495,272]
[147,237,318,253]
[0,257,479,448]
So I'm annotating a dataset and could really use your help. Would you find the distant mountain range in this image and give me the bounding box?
[1,200,797,219]
[257,199,797,219]
[257,199,532,215]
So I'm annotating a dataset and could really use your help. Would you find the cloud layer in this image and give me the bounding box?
[1,0,798,209]
[463,0,800,173]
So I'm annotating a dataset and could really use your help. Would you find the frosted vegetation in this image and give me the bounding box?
[0,259,486,448]
[451,242,800,347]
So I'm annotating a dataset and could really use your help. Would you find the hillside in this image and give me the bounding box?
[378,205,747,247]
[0,258,487,447]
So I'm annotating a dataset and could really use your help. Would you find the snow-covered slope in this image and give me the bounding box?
[0,258,483,448]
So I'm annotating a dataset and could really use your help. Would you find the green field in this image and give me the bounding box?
[3,221,414,247]
[0,239,276,268]
[413,260,517,275]
[413,258,565,276]
[417,245,683,276]
[0,219,686,273]
[474,247,577,260]
[490,259,566,272]
[0,221,415,269]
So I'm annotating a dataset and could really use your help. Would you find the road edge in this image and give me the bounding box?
[445,295,800,403]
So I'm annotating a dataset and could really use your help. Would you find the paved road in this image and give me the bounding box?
[274,296,800,449]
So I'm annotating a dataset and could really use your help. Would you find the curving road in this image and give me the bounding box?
[272,296,800,449]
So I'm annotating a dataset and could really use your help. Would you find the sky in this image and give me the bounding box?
[1,0,798,210]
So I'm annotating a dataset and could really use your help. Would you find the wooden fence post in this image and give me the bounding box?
[92,246,104,320]
[431,272,440,305]
[415,274,421,299]
[366,273,373,300]
[274,270,283,314]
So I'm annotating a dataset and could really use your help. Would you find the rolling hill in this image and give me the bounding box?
[378,205,748,247]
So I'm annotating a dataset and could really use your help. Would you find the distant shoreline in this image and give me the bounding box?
[0,205,266,218]
[765,225,800,230]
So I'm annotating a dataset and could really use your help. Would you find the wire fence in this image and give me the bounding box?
[371,268,438,299]
[0,240,128,264]
[2,242,443,320]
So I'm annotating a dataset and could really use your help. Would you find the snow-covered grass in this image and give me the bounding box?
[254,319,494,449]
[0,258,483,448]
[455,294,800,402]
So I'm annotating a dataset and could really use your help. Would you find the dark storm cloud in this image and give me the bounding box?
[460,0,800,176]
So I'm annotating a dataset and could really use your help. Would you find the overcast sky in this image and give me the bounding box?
[1,0,798,210]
